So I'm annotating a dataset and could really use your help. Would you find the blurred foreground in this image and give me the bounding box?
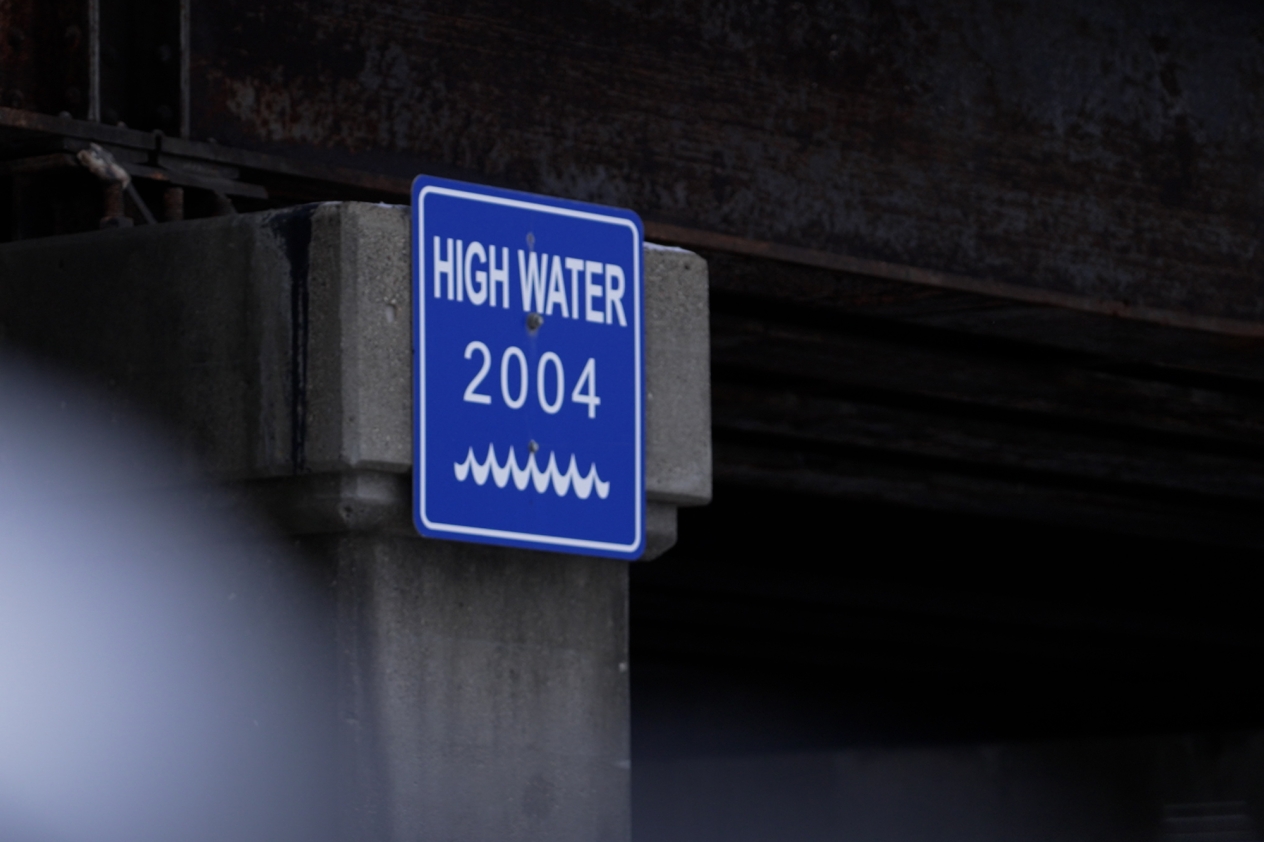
[0,358,335,842]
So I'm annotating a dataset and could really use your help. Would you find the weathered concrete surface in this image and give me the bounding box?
[317,534,629,842]
[0,208,298,480]
[304,202,415,475]
[644,243,711,508]
[0,202,712,553]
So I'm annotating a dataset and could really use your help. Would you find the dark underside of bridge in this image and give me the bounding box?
[12,97,1264,751]
[632,249,1264,757]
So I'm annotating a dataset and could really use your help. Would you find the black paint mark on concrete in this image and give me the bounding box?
[269,204,316,474]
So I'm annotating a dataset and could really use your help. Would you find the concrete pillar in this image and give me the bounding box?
[0,203,711,842]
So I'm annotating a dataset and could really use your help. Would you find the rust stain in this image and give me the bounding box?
[181,1,1264,322]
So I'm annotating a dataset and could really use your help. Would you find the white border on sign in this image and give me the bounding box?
[415,184,644,554]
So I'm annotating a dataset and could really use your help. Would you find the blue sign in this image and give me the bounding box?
[412,176,645,559]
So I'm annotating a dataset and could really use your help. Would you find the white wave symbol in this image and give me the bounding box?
[453,445,611,500]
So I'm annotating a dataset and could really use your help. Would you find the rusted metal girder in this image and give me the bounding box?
[15,0,1261,347]
[2,0,188,133]
[4,102,1264,343]
[0,0,93,118]
[647,222,1264,340]
[0,105,399,196]
[187,0,1264,327]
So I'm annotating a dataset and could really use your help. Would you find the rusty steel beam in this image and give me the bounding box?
[712,381,1264,505]
[644,222,1264,340]
[6,93,1264,344]
[0,106,395,194]
[0,0,93,118]
[0,152,78,174]
[0,148,265,197]
[98,0,183,134]
[186,1,1264,332]
[710,312,1264,449]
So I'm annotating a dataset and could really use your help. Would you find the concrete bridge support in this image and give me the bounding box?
[0,203,712,842]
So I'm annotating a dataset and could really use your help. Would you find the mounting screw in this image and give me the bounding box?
[526,312,544,331]
[528,440,539,454]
